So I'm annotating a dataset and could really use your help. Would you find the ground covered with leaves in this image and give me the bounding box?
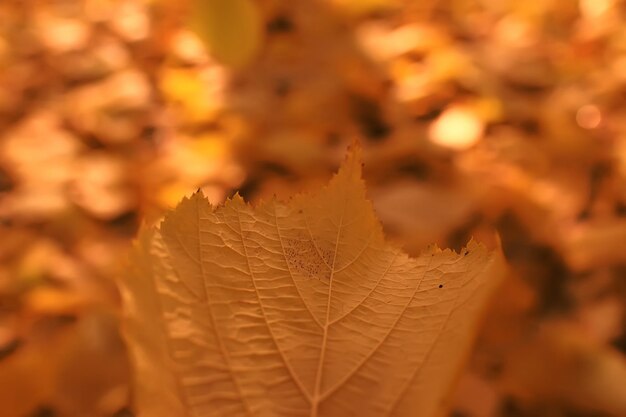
[1,0,626,416]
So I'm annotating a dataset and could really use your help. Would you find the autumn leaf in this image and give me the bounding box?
[188,0,262,69]
[121,145,504,417]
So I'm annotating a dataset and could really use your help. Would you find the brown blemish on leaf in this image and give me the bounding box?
[284,237,332,282]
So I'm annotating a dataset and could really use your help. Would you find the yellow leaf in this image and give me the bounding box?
[189,0,262,69]
[122,145,504,417]
[159,68,221,123]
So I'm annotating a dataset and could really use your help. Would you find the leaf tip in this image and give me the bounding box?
[337,140,365,181]
[230,192,245,203]
[159,189,211,233]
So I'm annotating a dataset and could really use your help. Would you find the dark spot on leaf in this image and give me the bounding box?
[285,237,331,282]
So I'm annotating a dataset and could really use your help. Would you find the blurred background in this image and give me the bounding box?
[1,0,626,416]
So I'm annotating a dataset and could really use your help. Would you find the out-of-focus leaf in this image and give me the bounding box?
[501,321,626,416]
[189,0,262,69]
[564,220,626,271]
[159,67,225,124]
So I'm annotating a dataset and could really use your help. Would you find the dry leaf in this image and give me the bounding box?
[121,146,503,417]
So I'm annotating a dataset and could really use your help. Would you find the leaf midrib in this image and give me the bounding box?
[309,193,347,417]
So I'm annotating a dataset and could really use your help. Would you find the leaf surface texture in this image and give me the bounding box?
[122,147,503,417]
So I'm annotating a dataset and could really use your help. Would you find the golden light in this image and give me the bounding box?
[428,105,484,150]
[580,0,614,20]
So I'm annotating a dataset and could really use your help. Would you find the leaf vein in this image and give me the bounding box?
[235,207,314,404]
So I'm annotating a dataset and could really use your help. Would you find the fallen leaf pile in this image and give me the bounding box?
[122,146,504,417]
[1,0,626,416]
